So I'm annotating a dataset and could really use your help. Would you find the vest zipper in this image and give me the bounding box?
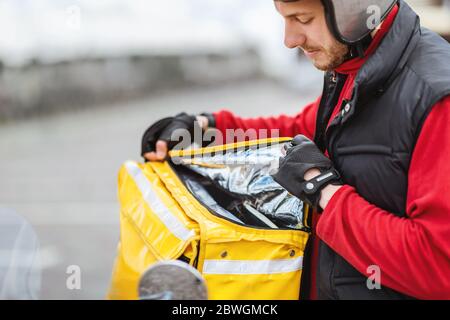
[314,72,341,151]
[330,71,337,84]
[324,71,352,163]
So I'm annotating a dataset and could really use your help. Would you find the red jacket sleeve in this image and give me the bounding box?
[213,96,320,141]
[317,96,450,299]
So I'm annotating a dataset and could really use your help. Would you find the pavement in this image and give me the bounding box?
[0,79,320,299]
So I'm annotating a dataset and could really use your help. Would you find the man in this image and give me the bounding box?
[141,0,450,299]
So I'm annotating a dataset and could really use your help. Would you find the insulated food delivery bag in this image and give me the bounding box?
[108,138,311,300]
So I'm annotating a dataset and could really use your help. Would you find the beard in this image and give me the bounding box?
[301,39,349,72]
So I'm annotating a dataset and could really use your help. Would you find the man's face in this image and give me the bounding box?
[275,0,349,71]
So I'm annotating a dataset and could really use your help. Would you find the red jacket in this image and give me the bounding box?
[212,6,450,299]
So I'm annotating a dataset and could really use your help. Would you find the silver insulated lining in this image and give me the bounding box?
[174,142,308,231]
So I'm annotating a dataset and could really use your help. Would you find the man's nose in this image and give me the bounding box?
[284,22,307,49]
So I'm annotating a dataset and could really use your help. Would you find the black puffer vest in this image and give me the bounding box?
[313,1,450,299]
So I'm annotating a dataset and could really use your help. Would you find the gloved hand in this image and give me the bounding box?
[141,112,214,161]
[272,135,342,211]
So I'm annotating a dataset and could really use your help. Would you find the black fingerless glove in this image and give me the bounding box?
[158,113,199,150]
[272,135,342,211]
[141,112,215,157]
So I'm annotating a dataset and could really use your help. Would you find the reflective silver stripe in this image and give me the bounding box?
[125,161,195,242]
[202,257,303,275]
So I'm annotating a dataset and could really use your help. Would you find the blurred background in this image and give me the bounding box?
[0,0,449,299]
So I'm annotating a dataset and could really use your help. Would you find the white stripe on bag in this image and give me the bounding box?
[202,256,303,275]
[125,161,195,242]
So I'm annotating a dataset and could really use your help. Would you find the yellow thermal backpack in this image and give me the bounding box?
[108,138,311,300]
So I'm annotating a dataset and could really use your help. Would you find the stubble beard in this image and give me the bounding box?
[308,40,349,72]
